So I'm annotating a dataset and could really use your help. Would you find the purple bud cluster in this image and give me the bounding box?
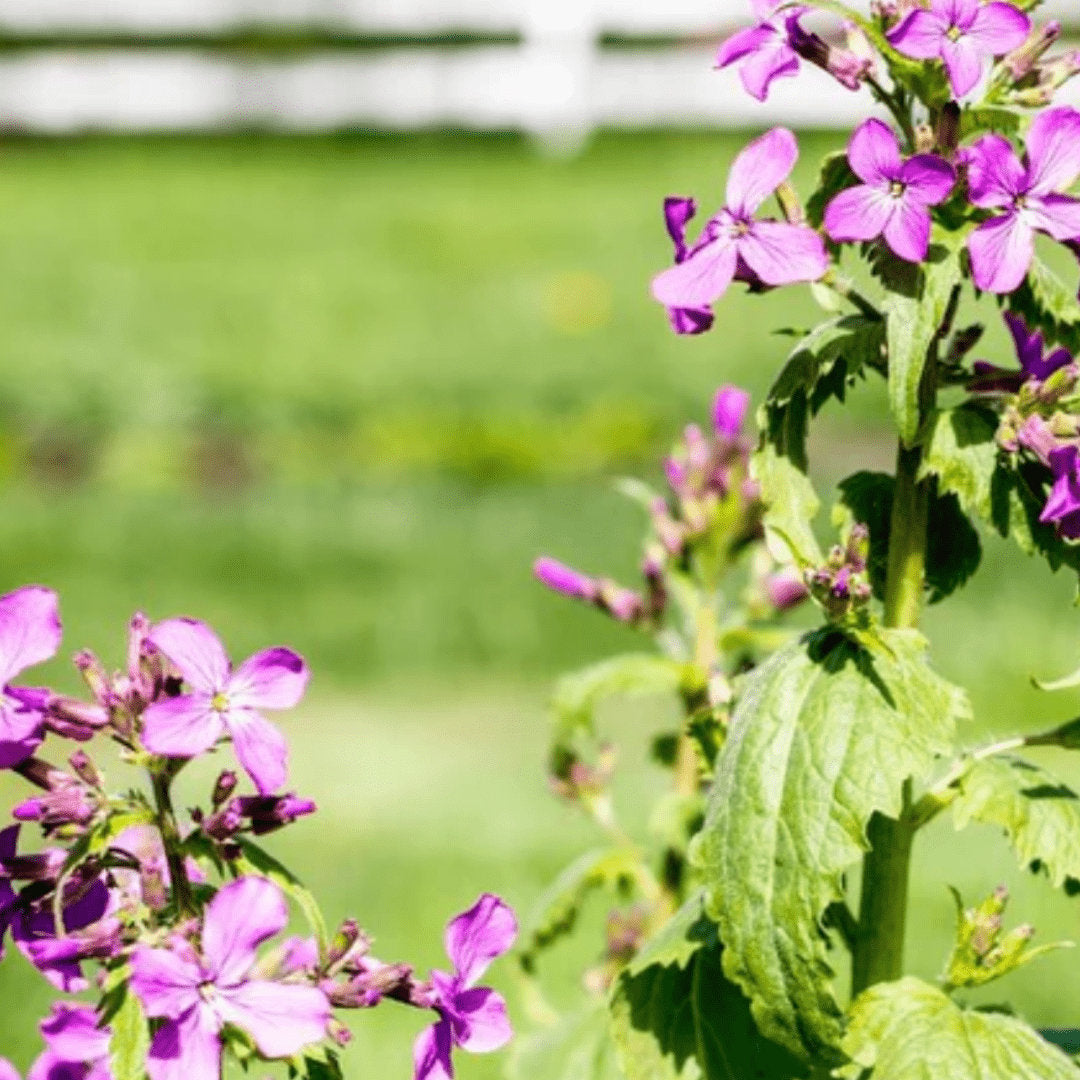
[806,525,874,621]
[0,588,516,1080]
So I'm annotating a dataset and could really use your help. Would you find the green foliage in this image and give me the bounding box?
[921,403,1000,520]
[510,1001,624,1080]
[841,977,1080,1079]
[106,990,150,1080]
[837,471,982,603]
[960,107,1023,140]
[694,628,969,1061]
[806,153,857,232]
[752,444,824,570]
[953,756,1080,889]
[608,894,804,1080]
[878,244,964,446]
[1006,257,1080,354]
[519,847,642,971]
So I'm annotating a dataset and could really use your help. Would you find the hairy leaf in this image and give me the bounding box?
[519,847,642,971]
[841,977,1080,1079]
[960,107,1022,140]
[510,1001,624,1080]
[696,628,968,1060]
[921,403,1000,520]
[609,893,805,1080]
[752,443,823,569]
[880,244,963,446]
[1006,257,1080,354]
[953,755,1080,889]
[108,990,150,1080]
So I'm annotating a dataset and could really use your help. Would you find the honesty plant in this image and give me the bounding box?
[0,596,515,1079]
[518,2,1080,1078]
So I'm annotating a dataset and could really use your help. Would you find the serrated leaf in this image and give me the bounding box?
[519,847,642,970]
[881,244,963,446]
[960,107,1022,139]
[234,837,329,956]
[552,654,695,754]
[1006,257,1080,354]
[953,756,1080,889]
[752,443,823,570]
[695,628,968,1061]
[510,1000,624,1080]
[841,977,1080,1079]
[108,990,150,1080]
[609,893,805,1080]
[920,403,1000,520]
[990,460,1080,577]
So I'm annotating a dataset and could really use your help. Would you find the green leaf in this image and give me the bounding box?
[609,893,805,1080]
[841,977,1080,1079]
[960,106,1022,140]
[510,1000,624,1080]
[233,837,330,956]
[108,990,150,1080]
[1006,257,1080,354]
[752,443,824,570]
[881,243,963,446]
[519,847,643,971]
[694,628,968,1061]
[953,755,1080,889]
[552,654,697,754]
[920,403,1000,520]
[989,461,1080,577]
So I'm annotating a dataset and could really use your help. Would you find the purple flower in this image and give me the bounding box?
[966,107,1080,294]
[532,558,598,603]
[888,0,1030,98]
[0,1062,16,1080]
[652,128,828,314]
[662,199,715,335]
[1007,311,1073,382]
[130,876,330,1080]
[141,618,309,796]
[1040,444,1080,539]
[413,894,517,1080]
[824,119,955,263]
[28,1002,111,1080]
[712,385,751,441]
[0,586,62,770]
[716,1,808,102]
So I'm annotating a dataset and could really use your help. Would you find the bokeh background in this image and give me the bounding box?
[1,0,1080,1073]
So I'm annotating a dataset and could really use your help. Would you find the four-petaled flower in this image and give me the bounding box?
[413,894,517,1080]
[888,0,1030,98]
[130,875,330,1080]
[141,618,309,795]
[0,586,62,770]
[1040,444,1080,540]
[29,1002,112,1080]
[652,128,828,316]
[966,106,1080,294]
[824,118,955,263]
[715,1,809,102]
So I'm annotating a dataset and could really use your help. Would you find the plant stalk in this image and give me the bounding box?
[151,767,195,917]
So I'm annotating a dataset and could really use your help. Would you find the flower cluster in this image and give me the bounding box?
[0,587,515,1080]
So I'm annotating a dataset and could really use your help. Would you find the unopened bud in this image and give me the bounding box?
[69,750,101,788]
[1004,21,1061,81]
[212,770,238,807]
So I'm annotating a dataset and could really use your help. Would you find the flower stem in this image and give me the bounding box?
[151,766,195,918]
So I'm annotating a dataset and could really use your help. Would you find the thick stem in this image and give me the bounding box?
[151,768,195,917]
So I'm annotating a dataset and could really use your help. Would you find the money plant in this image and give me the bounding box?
[518,1,1080,1077]
[0,600,516,1079]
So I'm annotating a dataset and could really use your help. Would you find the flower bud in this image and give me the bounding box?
[1004,21,1060,81]
[533,557,598,603]
[45,696,109,742]
[212,770,239,807]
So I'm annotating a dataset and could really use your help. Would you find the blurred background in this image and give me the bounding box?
[1,0,1080,1073]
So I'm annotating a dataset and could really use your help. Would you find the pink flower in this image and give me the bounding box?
[651,128,828,317]
[29,1002,111,1080]
[141,618,309,795]
[130,876,330,1080]
[716,1,809,102]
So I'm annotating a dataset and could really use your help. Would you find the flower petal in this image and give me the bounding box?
[668,305,715,336]
[202,875,288,986]
[967,135,1026,207]
[1042,446,1080,523]
[146,1008,221,1080]
[130,946,202,1019]
[737,221,828,286]
[966,3,1031,59]
[715,23,775,68]
[846,119,901,186]
[229,648,308,711]
[215,980,330,1057]
[726,127,798,218]
[141,695,224,760]
[968,213,1034,294]
[652,238,738,309]
[941,36,983,97]
[451,987,513,1053]
[225,707,289,795]
[0,587,61,687]
[1026,106,1080,196]
[663,197,697,262]
[899,154,956,205]
[414,1020,455,1080]
[0,699,42,769]
[887,9,947,60]
[148,618,230,693]
[824,185,894,243]
[883,200,933,263]
[0,1060,17,1080]
[444,893,518,987]
[39,1002,110,1062]
[712,386,750,440]
[738,43,799,103]
[1026,194,1080,242]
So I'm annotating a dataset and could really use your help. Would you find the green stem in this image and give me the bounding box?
[151,767,195,917]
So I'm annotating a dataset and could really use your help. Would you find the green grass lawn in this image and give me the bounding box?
[0,131,1077,1071]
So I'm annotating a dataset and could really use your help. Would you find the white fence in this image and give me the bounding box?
[0,2,1073,135]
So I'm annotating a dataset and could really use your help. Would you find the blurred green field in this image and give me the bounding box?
[0,131,1078,1072]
